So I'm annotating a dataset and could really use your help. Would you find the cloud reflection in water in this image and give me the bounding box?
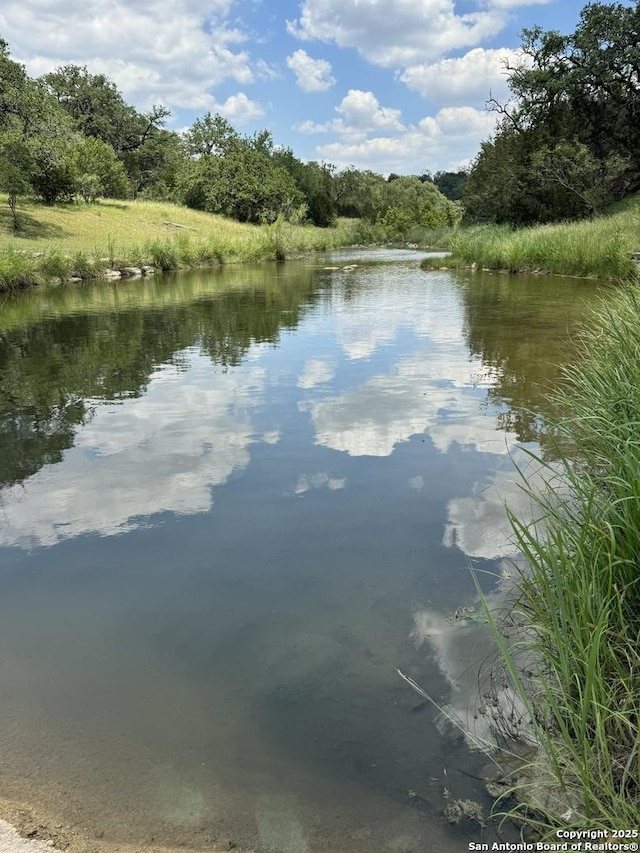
[0,354,270,549]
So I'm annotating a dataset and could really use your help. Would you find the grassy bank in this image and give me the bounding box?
[422,198,640,280]
[486,287,640,832]
[0,197,366,291]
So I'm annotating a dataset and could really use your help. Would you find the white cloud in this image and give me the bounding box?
[410,577,532,752]
[315,105,498,173]
[216,92,265,123]
[400,47,525,106]
[490,0,551,6]
[294,89,405,145]
[286,49,336,92]
[255,58,281,81]
[295,119,332,134]
[287,0,551,69]
[285,1,542,171]
[442,450,565,562]
[287,0,504,67]
[302,359,510,457]
[3,0,257,115]
[335,89,404,132]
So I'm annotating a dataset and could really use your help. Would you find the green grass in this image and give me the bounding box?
[421,198,640,280]
[0,196,364,290]
[482,286,640,833]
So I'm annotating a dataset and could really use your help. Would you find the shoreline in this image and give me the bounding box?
[0,795,249,853]
[0,199,371,293]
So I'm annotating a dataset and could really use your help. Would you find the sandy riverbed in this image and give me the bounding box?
[0,799,245,853]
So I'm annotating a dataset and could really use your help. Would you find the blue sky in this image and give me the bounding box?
[1,0,600,174]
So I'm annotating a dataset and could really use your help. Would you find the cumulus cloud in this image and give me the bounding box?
[284,0,546,170]
[3,0,259,115]
[287,0,551,68]
[302,355,510,457]
[441,448,554,561]
[216,92,265,123]
[315,105,498,173]
[293,472,347,495]
[294,89,404,141]
[295,119,332,134]
[299,269,515,458]
[400,47,526,106]
[287,0,504,67]
[335,89,404,132]
[286,49,336,92]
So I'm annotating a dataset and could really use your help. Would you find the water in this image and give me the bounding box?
[0,250,603,852]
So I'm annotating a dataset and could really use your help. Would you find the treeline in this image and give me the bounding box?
[463,0,640,225]
[0,40,460,233]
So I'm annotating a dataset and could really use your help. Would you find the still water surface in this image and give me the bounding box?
[0,250,603,852]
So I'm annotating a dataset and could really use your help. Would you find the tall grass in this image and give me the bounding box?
[423,204,640,280]
[483,286,640,832]
[0,250,42,289]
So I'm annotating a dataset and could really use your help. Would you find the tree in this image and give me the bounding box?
[180,143,304,224]
[124,127,184,199]
[71,136,130,201]
[0,41,78,210]
[433,170,468,202]
[508,5,640,177]
[41,65,172,195]
[334,169,386,221]
[531,140,626,218]
[179,120,306,224]
[43,65,153,155]
[183,112,239,157]
[299,161,337,226]
[0,137,33,228]
[469,1,640,224]
[0,39,53,135]
[463,124,543,224]
[379,175,461,233]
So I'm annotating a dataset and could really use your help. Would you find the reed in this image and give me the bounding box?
[481,287,640,832]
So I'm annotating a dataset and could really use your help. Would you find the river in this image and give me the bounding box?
[0,249,603,852]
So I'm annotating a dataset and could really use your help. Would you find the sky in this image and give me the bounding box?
[1,0,595,175]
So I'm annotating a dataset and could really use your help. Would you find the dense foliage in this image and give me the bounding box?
[464,1,640,224]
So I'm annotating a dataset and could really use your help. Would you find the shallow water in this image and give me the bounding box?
[0,251,603,852]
